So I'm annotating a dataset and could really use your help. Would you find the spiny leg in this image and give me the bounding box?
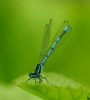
[35,78,37,83]
[36,78,42,84]
[26,77,32,82]
[34,78,42,84]
[42,77,49,85]
[39,78,42,84]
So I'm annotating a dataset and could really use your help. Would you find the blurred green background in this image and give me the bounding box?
[0,0,90,99]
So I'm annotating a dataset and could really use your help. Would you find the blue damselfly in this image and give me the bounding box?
[26,19,71,84]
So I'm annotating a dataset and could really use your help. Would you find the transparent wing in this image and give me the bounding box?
[39,19,52,63]
[47,20,72,55]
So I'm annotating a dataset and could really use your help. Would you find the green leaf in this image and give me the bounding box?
[14,72,90,100]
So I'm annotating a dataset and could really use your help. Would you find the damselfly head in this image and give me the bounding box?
[29,72,33,77]
[29,72,40,78]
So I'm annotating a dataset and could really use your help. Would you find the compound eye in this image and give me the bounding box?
[29,73,31,77]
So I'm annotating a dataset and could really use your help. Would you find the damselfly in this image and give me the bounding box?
[26,19,71,84]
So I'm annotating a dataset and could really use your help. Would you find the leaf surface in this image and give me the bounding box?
[14,72,90,100]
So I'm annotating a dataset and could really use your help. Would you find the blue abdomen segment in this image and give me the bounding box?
[64,26,70,32]
[41,25,70,67]
[41,37,60,65]
[60,25,70,38]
